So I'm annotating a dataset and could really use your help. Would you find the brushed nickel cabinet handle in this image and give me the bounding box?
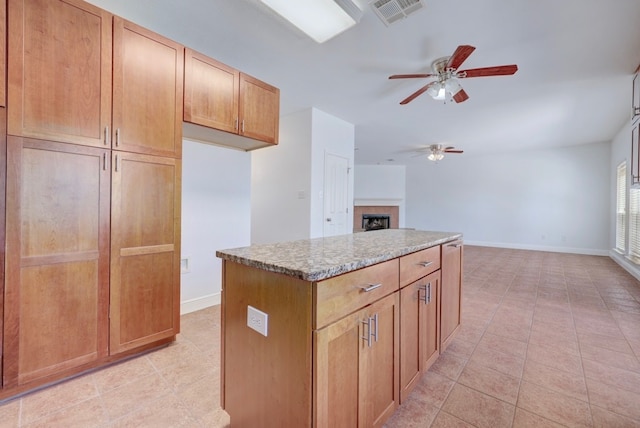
[115,128,120,147]
[419,261,433,267]
[104,126,109,145]
[114,154,119,172]
[372,313,379,343]
[103,152,106,170]
[241,120,245,133]
[418,284,428,304]
[361,318,372,347]
[359,283,382,292]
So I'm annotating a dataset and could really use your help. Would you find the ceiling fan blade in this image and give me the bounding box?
[399,82,436,105]
[389,73,436,79]
[459,64,518,78]
[452,89,469,103]
[446,45,476,70]
[444,149,464,153]
[410,152,428,158]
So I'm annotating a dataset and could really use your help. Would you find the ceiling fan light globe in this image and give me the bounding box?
[444,79,462,95]
[426,83,439,98]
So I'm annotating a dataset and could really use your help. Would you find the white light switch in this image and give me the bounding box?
[247,305,268,336]
[180,257,190,274]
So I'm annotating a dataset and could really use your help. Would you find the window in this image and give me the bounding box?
[629,187,640,260]
[616,162,626,252]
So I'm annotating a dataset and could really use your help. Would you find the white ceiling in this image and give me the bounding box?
[91,0,640,165]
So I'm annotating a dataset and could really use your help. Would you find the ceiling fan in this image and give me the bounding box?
[414,144,464,161]
[389,45,518,104]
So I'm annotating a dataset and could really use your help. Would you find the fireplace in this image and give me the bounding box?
[354,205,399,232]
[362,214,390,231]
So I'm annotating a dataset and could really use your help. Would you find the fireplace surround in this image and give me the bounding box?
[353,205,399,231]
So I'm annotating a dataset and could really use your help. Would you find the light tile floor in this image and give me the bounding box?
[1,246,639,427]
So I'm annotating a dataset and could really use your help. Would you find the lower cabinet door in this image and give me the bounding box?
[4,137,110,387]
[360,292,400,428]
[441,241,463,350]
[314,292,399,428]
[422,271,441,371]
[399,270,440,403]
[110,151,181,354]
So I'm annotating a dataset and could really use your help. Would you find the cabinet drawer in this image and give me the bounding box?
[314,259,399,329]
[400,246,440,288]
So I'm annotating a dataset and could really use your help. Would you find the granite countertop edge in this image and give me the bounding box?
[216,230,463,282]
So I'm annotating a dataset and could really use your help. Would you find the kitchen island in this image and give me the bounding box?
[216,229,463,427]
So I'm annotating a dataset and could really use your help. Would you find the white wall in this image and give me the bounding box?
[354,165,407,227]
[309,109,356,238]
[405,142,611,255]
[181,140,251,313]
[251,110,312,244]
[252,108,354,243]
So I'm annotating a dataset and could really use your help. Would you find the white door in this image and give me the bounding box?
[323,153,349,237]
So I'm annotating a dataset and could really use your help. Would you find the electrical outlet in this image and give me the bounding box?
[247,305,268,336]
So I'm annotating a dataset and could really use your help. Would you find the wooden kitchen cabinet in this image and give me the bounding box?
[184,49,239,134]
[1,0,6,107]
[7,0,112,146]
[315,291,399,428]
[112,18,183,158]
[183,48,280,150]
[8,1,183,157]
[440,240,463,351]
[0,109,6,388]
[399,270,440,403]
[109,152,181,354]
[3,137,110,388]
[1,0,183,400]
[219,233,463,427]
[239,73,280,145]
[221,257,399,428]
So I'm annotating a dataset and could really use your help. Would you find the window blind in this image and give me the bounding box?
[629,187,640,260]
[616,162,626,252]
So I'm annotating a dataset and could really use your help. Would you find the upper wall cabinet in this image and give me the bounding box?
[8,1,183,158]
[112,18,183,158]
[7,0,112,147]
[184,49,239,134]
[1,0,6,107]
[239,73,280,145]
[183,48,280,151]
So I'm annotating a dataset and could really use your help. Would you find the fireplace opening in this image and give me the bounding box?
[362,214,390,231]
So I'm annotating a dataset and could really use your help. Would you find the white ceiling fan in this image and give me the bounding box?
[413,144,464,161]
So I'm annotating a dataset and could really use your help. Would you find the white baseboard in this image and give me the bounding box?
[464,240,609,257]
[180,293,221,315]
[609,250,640,282]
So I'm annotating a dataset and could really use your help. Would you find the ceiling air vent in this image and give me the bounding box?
[370,0,425,26]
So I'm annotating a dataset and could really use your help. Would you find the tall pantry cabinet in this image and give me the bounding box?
[3,0,182,392]
[0,0,6,389]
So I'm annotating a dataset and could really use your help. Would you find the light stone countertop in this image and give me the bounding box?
[216,229,462,282]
